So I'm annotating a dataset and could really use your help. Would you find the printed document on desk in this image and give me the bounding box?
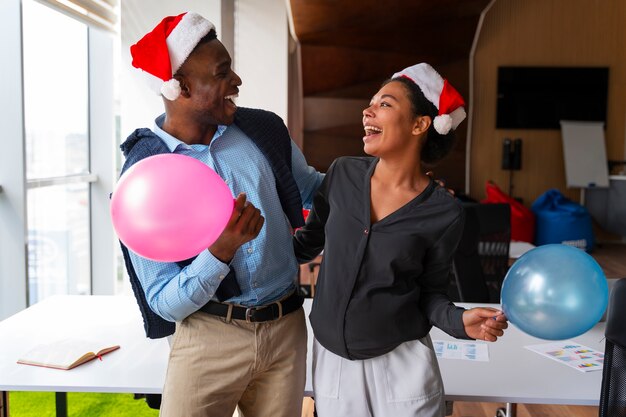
[433,340,489,361]
[525,341,604,372]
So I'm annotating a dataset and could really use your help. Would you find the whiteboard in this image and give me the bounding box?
[560,120,609,188]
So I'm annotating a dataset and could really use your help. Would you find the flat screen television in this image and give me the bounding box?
[496,66,609,129]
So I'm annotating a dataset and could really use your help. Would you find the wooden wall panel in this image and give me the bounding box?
[470,0,626,205]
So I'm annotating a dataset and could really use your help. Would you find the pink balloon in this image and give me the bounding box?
[110,154,234,262]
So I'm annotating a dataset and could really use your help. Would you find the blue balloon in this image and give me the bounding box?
[501,244,608,340]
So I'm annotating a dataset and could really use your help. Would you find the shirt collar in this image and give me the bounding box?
[153,113,228,152]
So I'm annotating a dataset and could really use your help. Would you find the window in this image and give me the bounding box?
[23,0,93,304]
[0,0,117,319]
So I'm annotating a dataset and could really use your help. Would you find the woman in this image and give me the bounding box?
[294,63,508,417]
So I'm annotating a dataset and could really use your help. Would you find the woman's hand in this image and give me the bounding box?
[462,307,508,342]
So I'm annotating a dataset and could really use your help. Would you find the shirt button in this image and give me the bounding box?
[253,282,258,288]
[219,274,225,280]
[247,247,254,254]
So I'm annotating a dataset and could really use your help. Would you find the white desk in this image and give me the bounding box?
[0,295,168,394]
[0,295,169,417]
[1,297,604,416]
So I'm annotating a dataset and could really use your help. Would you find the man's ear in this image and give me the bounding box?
[412,115,431,136]
[175,74,190,98]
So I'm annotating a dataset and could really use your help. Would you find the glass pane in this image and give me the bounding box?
[23,0,89,179]
[22,0,92,305]
[27,184,91,304]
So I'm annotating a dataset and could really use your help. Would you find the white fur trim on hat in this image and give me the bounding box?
[166,12,214,76]
[392,64,444,112]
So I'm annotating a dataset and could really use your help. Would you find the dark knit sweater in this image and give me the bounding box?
[118,107,305,339]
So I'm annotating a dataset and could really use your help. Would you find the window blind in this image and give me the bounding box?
[36,0,118,32]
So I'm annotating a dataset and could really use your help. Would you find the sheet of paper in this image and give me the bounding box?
[433,340,490,362]
[509,240,536,259]
[525,341,604,372]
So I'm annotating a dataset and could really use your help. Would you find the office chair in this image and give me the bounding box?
[450,204,490,302]
[599,278,626,417]
[452,203,511,303]
[473,203,511,302]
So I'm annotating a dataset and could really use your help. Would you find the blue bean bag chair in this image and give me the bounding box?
[531,189,595,252]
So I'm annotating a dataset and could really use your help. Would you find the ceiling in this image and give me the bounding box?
[289,0,492,96]
[291,0,490,54]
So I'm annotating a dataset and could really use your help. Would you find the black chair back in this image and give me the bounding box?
[450,204,490,302]
[451,203,511,303]
[599,278,626,417]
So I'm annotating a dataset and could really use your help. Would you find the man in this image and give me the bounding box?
[120,12,323,417]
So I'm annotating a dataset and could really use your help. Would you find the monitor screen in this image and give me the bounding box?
[496,66,609,129]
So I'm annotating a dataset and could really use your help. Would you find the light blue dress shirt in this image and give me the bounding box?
[128,117,323,322]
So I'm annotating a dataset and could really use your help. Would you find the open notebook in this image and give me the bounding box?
[17,339,120,370]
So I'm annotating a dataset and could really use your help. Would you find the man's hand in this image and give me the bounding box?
[462,307,508,342]
[209,193,265,263]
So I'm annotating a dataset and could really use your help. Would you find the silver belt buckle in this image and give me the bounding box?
[245,307,256,322]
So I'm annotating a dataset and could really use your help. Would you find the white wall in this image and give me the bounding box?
[234,0,289,121]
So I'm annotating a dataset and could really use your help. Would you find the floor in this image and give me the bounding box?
[591,241,626,278]
[298,398,599,417]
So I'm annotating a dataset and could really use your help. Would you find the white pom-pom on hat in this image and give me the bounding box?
[392,63,466,133]
[161,79,182,101]
[130,12,215,101]
[433,114,452,135]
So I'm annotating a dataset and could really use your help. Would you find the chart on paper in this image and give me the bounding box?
[433,340,489,362]
[525,341,604,372]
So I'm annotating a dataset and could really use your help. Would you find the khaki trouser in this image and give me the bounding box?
[159,307,307,417]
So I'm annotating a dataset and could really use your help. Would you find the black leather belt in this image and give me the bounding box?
[199,291,304,322]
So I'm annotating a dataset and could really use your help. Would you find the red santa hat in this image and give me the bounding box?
[392,63,466,135]
[130,12,215,101]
